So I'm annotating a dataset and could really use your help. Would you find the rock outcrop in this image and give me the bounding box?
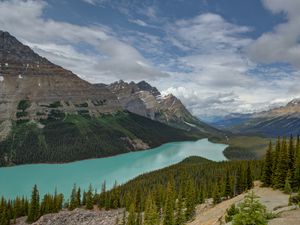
[0,31,121,122]
[107,80,219,134]
[16,208,124,225]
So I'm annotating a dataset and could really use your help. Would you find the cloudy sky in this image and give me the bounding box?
[1,0,300,120]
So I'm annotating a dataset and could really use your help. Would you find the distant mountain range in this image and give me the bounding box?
[0,31,221,166]
[213,99,300,137]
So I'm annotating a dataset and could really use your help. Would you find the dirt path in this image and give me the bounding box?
[187,181,291,225]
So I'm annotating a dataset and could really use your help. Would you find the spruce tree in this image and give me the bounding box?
[185,179,196,220]
[144,194,160,225]
[175,193,185,225]
[224,171,232,198]
[284,170,292,194]
[225,204,239,223]
[271,137,281,185]
[263,141,273,186]
[274,138,289,189]
[288,135,295,172]
[232,192,267,225]
[213,183,221,205]
[126,203,136,225]
[246,163,253,190]
[69,184,79,210]
[77,188,81,206]
[27,185,40,223]
[294,136,300,189]
[235,168,243,195]
[85,185,94,210]
[163,182,175,225]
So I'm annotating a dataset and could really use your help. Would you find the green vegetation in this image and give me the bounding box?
[16,99,31,119]
[48,101,62,108]
[262,136,300,191]
[232,192,267,225]
[16,111,28,118]
[75,102,88,108]
[0,156,262,224]
[17,100,30,111]
[0,112,199,166]
[223,135,271,160]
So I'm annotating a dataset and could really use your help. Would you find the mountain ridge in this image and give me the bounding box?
[218,99,300,137]
[0,30,219,166]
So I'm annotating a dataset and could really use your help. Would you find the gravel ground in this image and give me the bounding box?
[187,181,292,225]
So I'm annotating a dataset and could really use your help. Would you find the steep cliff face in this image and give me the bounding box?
[108,80,220,134]
[0,31,120,122]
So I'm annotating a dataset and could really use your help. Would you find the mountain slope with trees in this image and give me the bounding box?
[0,30,222,166]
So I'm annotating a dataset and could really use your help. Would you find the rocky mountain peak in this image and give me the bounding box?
[287,98,300,106]
[0,31,51,67]
[0,31,121,121]
[137,80,161,96]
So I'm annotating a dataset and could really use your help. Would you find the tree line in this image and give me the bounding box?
[262,135,300,193]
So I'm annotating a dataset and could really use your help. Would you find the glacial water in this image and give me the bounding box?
[0,138,227,199]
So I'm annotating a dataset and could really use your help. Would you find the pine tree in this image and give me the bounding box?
[126,203,136,225]
[246,163,253,190]
[175,194,185,225]
[294,136,300,189]
[163,182,175,225]
[185,179,196,220]
[224,171,232,198]
[144,194,159,225]
[85,185,94,210]
[77,188,81,206]
[274,138,289,189]
[232,192,267,225]
[271,137,281,185]
[0,207,10,225]
[284,170,292,194]
[288,135,295,172]
[225,204,239,223]
[27,185,40,223]
[213,183,221,205]
[69,184,79,210]
[235,168,243,195]
[263,141,273,186]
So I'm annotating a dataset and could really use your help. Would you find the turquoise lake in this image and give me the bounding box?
[0,139,227,199]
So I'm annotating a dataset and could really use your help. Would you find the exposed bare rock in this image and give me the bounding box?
[0,30,121,121]
[0,120,11,141]
[16,208,124,225]
[107,80,220,135]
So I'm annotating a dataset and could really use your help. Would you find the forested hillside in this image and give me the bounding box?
[0,112,201,166]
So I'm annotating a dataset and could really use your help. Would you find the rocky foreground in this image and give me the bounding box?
[15,181,300,225]
[16,208,124,225]
[187,181,300,225]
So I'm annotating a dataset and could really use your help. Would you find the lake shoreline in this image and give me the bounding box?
[0,138,228,199]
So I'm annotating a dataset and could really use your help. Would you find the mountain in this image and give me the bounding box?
[227,99,300,137]
[209,113,252,129]
[0,31,214,166]
[0,30,120,122]
[106,80,221,135]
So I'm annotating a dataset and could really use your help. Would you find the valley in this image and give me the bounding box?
[0,8,300,224]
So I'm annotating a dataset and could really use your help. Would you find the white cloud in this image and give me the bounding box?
[129,19,148,27]
[248,0,300,68]
[0,0,166,82]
